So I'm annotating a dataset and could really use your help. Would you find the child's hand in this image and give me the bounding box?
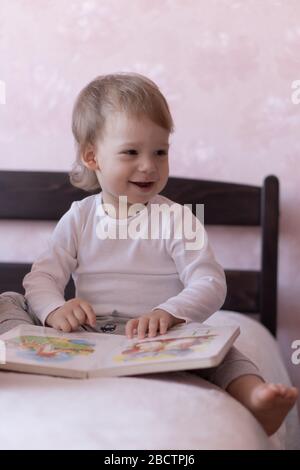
[125,309,185,339]
[45,298,97,332]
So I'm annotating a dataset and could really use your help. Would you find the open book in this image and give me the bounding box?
[0,322,240,379]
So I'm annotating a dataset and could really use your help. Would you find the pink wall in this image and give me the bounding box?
[0,1,299,394]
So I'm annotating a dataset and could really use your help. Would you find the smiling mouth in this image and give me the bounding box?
[129,181,155,188]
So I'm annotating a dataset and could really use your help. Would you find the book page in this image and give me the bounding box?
[1,325,125,374]
[96,323,240,371]
[0,322,240,377]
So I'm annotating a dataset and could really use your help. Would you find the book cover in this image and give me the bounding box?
[0,322,240,379]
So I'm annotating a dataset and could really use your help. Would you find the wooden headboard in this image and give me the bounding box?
[0,171,279,336]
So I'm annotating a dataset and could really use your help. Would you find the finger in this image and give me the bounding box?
[159,318,169,335]
[148,317,159,337]
[67,313,81,330]
[79,302,97,327]
[137,317,149,339]
[125,319,139,338]
[59,318,72,333]
[73,307,87,324]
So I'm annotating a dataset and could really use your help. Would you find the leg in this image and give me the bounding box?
[192,346,298,435]
[227,374,298,436]
[202,346,262,390]
[0,291,42,334]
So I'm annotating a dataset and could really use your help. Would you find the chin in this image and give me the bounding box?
[130,195,152,203]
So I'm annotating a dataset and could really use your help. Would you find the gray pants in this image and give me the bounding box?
[0,291,262,389]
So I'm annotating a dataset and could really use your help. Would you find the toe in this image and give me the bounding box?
[286,387,298,400]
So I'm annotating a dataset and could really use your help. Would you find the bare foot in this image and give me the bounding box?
[248,383,298,435]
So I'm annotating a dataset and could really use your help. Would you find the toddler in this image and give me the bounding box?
[0,72,297,435]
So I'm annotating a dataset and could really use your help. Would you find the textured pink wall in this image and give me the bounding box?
[0,1,299,393]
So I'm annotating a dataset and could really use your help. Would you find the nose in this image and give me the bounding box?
[138,155,158,175]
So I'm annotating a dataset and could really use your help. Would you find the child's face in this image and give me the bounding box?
[84,111,170,214]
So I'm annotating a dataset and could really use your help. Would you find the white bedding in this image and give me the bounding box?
[0,311,299,450]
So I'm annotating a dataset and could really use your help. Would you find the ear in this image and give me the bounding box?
[81,143,99,171]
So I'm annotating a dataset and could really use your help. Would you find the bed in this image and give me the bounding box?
[0,170,299,450]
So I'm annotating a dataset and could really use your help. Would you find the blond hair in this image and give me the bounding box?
[70,72,175,191]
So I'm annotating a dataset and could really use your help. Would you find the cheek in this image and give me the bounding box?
[110,163,133,183]
[160,159,169,174]
[105,160,127,175]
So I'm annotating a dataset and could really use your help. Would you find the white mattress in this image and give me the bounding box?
[0,311,299,450]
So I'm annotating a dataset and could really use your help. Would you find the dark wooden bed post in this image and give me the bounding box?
[260,175,279,337]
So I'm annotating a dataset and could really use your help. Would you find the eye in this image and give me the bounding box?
[122,149,138,155]
[121,149,168,156]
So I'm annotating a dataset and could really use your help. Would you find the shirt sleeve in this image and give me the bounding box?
[151,204,227,323]
[23,201,81,325]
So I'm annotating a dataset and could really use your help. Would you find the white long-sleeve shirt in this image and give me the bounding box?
[23,191,227,326]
